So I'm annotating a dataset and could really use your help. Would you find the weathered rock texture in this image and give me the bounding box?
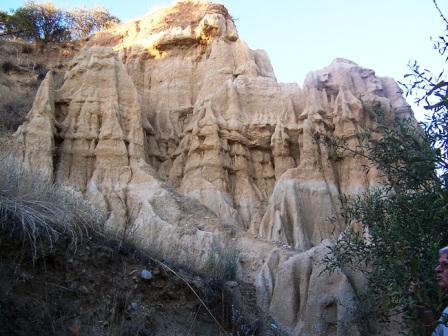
[13,1,414,335]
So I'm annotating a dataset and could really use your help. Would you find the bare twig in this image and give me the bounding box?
[150,258,229,336]
[186,306,201,336]
[433,0,448,26]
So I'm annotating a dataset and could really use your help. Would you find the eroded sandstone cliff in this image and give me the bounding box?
[13,1,413,334]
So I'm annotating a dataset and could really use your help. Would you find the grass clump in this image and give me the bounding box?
[205,248,240,282]
[0,155,104,258]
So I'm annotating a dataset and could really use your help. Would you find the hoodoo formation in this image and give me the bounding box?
[13,1,413,334]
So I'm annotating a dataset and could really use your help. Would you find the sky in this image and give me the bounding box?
[2,0,448,119]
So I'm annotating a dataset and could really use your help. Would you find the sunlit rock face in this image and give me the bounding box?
[14,1,413,335]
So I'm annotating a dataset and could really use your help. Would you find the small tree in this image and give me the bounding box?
[0,7,35,40]
[67,6,119,39]
[8,1,70,43]
[401,0,448,187]
[0,2,120,43]
[326,2,448,335]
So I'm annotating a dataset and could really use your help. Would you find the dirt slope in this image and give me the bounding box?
[0,232,227,336]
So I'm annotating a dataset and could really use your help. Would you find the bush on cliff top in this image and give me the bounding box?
[0,1,120,43]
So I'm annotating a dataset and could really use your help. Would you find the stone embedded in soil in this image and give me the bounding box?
[140,269,153,281]
[78,286,89,295]
[129,302,140,312]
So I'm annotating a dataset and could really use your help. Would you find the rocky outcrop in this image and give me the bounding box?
[258,58,412,251]
[13,1,414,335]
[256,242,361,335]
[15,46,230,274]
[15,72,56,178]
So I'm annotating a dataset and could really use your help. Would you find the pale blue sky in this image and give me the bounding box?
[2,0,448,119]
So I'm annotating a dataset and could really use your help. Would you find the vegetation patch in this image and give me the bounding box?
[0,2,120,44]
[324,7,448,335]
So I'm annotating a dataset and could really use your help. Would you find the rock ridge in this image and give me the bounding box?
[13,2,413,335]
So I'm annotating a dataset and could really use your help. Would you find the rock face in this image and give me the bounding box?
[15,72,56,178]
[256,242,361,335]
[13,1,414,335]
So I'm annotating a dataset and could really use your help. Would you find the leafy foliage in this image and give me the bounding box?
[66,7,119,39]
[326,4,448,335]
[399,0,448,188]
[0,1,119,43]
[1,2,69,43]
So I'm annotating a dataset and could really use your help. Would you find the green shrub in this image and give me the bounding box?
[205,248,240,281]
[325,6,448,333]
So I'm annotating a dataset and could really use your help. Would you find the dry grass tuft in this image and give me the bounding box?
[204,248,239,282]
[0,154,104,259]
